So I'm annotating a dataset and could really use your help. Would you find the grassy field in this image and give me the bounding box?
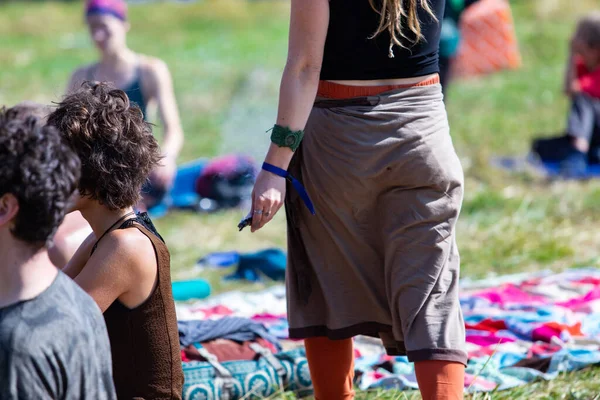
[1,0,600,397]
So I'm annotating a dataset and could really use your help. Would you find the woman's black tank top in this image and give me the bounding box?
[320,0,445,80]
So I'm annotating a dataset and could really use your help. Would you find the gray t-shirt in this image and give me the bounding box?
[0,271,116,400]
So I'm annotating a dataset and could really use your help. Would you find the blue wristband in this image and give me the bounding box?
[262,162,316,215]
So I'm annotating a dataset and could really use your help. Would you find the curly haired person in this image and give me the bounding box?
[48,82,183,399]
[0,106,116,400]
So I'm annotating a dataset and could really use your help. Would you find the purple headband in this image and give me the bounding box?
[86,0,128,21]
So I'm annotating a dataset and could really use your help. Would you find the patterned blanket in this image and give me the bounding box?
[176,268,600,393]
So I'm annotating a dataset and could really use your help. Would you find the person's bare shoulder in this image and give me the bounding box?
[79,231,98,253]
[98,227,158,281]
[68,64,96,93]
[139,55,170,74]
[70,224,159,312]
[138,55,171,88]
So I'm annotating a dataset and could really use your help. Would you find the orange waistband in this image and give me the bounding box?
[317,75,440,99]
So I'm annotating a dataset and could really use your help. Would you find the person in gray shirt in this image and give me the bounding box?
[0,105,116,400]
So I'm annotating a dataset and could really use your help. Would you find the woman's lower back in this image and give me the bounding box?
[328,72,440,87]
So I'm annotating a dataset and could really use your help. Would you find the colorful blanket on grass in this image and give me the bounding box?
[176,268,600,393]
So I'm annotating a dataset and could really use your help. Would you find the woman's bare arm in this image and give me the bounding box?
[249,0,330,231]
[144,59,184,187]
[564,40,579,96]
[264,0,330,170]
[62,232,96,279]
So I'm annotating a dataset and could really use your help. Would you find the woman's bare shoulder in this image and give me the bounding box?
[93,227,158,279]
[138,54,171,82]
[138,54,169,70]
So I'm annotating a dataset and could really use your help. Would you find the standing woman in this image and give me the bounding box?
[51,0,185,267]
[249,0,466,399]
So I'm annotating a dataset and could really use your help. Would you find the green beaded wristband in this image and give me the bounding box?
[269,124,304,152]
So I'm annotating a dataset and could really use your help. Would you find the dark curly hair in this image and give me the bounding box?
[8,101,52,123]
[0,107,81,247]
[47,82,161,210]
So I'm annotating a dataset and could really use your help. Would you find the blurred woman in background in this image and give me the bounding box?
[50,0,184,267]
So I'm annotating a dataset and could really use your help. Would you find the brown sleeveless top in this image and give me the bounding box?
[93,213,183,399]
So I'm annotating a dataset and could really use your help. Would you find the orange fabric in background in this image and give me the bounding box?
[451,0,522,78]
[544,322,584,338]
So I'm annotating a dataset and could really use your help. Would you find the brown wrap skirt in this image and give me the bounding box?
[284,79,467,365]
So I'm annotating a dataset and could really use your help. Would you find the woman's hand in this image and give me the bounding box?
[250,169,287,232]
[570,79,582,95]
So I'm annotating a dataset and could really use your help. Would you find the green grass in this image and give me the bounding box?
[1,0,600,397]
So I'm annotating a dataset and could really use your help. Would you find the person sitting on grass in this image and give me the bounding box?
[0,106,116,399]
[70,0,184,195]
[51,0,185,268]
[532,12,600,177]
[47,82,184,399]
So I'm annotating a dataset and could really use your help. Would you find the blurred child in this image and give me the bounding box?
[532,12,600,176]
